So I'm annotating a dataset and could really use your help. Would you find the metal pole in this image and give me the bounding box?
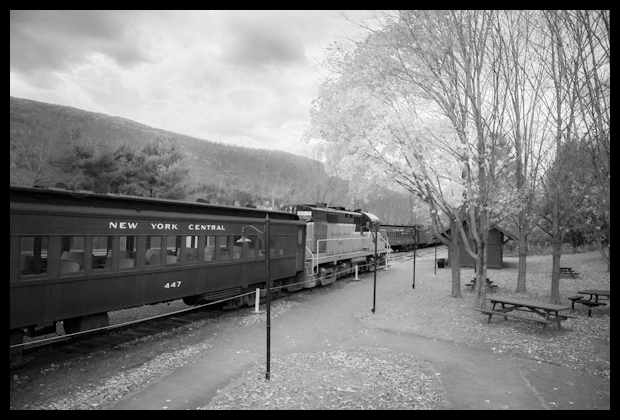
[265,215,271,380]
[434,238,437,275]
[413,228,417,289]
[372,221,379,313]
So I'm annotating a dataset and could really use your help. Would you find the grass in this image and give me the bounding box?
[202,250,610,410]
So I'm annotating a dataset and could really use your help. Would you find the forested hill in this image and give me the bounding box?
[10,96,312,193]
[9,96,417,223]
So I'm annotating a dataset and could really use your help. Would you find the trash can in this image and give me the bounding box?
[437,258,445,268]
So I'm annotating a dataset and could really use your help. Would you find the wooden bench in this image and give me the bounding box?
[568,295,584,309]
[560,267,580,278]
[574,300,607,317]
[474,308,576,330]
[474,308,554,326]
[465,278,498,290]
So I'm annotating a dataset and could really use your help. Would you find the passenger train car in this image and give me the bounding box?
[10,185,305,348]
[381,224,418,252]
[382,224,437,251]
[10,187,390,349]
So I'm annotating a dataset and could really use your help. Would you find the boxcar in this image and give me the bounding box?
[10,186,306,346]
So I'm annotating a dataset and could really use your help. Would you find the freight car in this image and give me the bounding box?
[10,187,390,349]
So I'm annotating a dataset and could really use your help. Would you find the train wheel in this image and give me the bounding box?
[318,267,336,286]
[183,296,199,305]
[63,313,109,334]
[10,329,24,346]
[284,273,304,292]
[10,331,25,363]
[367,257,376,272]
[11,329,25,361]
[222,297,243,310]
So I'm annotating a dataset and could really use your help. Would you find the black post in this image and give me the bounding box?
[372,221,379,313]
[434,239,437,275]
[265,215,271,380]
[413,228,417,289]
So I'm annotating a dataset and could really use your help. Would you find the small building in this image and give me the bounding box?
[443,222,518,269]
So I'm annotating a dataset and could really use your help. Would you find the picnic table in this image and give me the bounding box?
[560,267,580,278]
[568,289,610,317]
[474,296,575,330]
[465,277,498,290]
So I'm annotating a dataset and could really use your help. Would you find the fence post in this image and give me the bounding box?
[253,288,263,313]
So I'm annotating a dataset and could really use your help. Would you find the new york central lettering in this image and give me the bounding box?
[151,223,178,230]
[108,221,224,231]
[109,221,138,229]
[188,224,225,231]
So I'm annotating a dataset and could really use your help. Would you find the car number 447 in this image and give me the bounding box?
[164,281,181,288]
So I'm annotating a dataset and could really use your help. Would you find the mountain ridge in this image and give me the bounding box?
[10,96,418,223]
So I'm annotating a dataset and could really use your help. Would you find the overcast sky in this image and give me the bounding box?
[10,10,372,156]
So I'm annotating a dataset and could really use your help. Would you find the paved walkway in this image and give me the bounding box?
[109,254,608,410]
[110,324,548,410]
[344,330,548,410]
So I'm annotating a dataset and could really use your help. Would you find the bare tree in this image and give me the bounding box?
[491,11,550,293]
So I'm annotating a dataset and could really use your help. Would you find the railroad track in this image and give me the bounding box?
[388,245,446,263]
[9,303,227,374]
[10,259,398,373]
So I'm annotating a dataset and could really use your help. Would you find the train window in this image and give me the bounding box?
[117,236,137,270]
[146,236,163,267]
[257,235,266,259]
[218,236,230,261]
[276,236,287,256]
[244,234,261,259]
[204,235,216,262]
[183,236,199,264]
[298,227,304,246]
[92,236,112,270]
[268,236,278,257]
[60,236,85,274]
[166,236,181,265]
[232,236,242,260]
[19,236,48,277]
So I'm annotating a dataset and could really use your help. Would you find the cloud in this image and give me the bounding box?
[9,10,374,156]
[220,11,308,68]
[10,10,154,79]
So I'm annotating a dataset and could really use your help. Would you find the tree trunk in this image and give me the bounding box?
[551,240,562,304]
[550,192,562,304]
[473,247,487,309]
[516,223,528,293]
[449,224,462,298]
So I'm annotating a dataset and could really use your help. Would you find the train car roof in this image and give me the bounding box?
[284,203,362,215]
[10,185,300,221]
[283,203,380,224]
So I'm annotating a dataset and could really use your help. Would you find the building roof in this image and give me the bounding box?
[434,221,519,243]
